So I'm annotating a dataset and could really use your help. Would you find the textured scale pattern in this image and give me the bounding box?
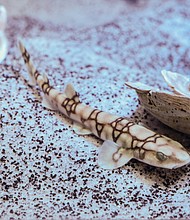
[19,41,190,170]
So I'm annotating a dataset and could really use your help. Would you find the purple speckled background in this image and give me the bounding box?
[1,0,190,219]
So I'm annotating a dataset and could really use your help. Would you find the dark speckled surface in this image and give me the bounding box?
[1,0,190,219]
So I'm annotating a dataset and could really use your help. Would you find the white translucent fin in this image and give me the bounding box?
[98,140,132,169]
[73,121,92,135]
[42,95,57,110]
[42,73,49,83]
[125,81,152,93]
[28,71,36,86]
[64,84,80,102]
[162,70,190,97]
